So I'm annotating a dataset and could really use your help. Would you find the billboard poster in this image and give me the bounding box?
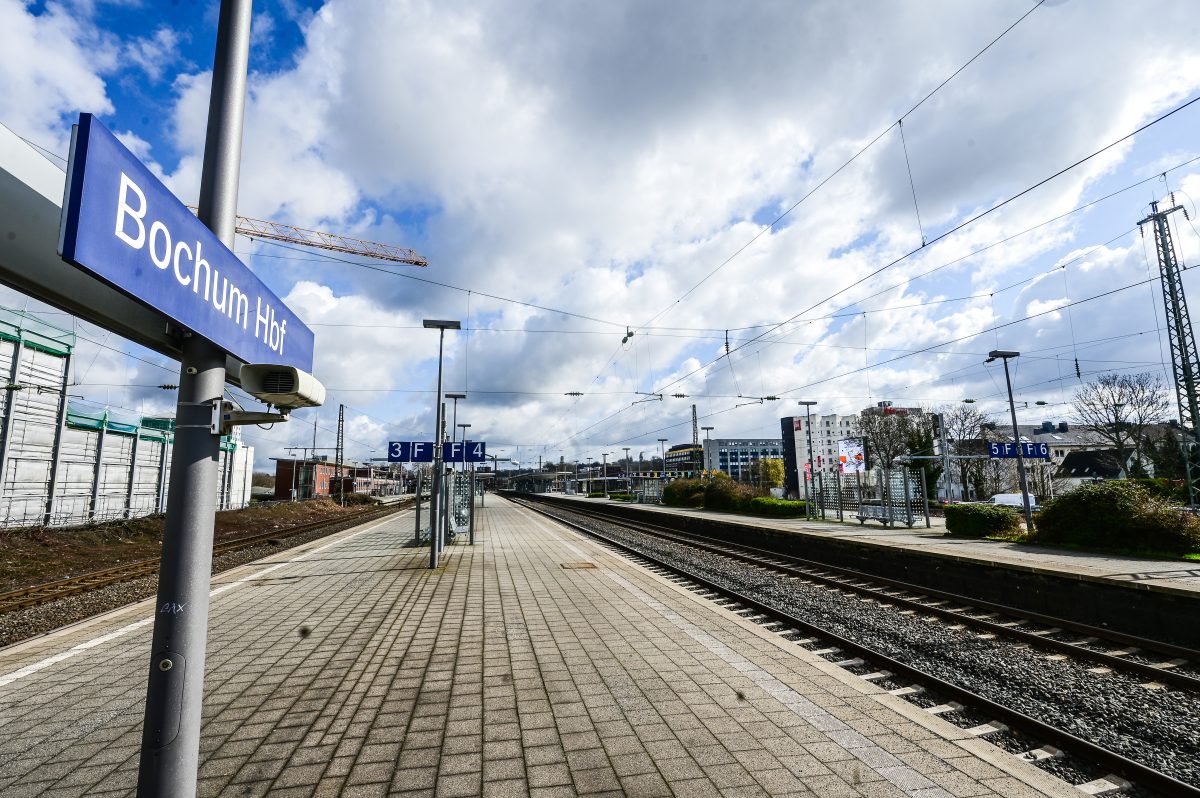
[838,438,866,473]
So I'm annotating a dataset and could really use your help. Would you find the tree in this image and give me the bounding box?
[1072,373,1172,473]
[1145,427,1188,481]
[761,458,785,488]
[941,404,993,500]
[904,419,942,499]
[855,409,918,468]
[251,471,275,489]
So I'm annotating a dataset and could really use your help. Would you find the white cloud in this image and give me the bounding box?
[8,0,1200,467]
[0,0,115,152]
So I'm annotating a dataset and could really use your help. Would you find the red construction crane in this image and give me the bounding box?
[188,208,429,266]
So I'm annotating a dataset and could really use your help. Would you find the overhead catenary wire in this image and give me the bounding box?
[629,0,1046,334]
[643,94,1200,400]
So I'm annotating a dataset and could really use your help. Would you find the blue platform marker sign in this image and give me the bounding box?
[988,441,1050,460]
[58,113,314,372]
[464,441,486,463]
[387,441,486,463]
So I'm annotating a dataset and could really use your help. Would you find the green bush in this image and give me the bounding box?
[1030,480,1200,555]
[586,491,606,498]
[703,477,761,512]
[943,503,1022,537]
[341,492,379,506]
[746,496,807,517]
[608,492,635,502]
[1130,477,1190,504]
[662,479,705,507]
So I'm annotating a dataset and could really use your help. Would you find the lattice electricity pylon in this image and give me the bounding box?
[1139,200,1200,504]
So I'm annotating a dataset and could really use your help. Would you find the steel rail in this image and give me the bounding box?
[532,497,1199,662]
[515,498,1200,798]
[553,505,1200,692]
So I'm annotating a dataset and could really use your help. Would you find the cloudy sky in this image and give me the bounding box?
[2,0,1200,470]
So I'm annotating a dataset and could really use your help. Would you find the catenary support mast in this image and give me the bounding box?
[1139,200,1200,504]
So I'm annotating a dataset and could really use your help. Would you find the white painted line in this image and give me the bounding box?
[0,515,396,688]
[606,571,955,798]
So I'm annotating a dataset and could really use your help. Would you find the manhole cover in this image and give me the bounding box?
[561,562,598,569]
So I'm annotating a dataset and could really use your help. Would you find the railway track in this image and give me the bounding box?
[514,497,1200,798]
[0,503,403,615]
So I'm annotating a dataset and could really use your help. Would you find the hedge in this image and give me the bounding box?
[586,491,606,498]
[943,503,1022,537]
[745,496,807,517]
[1030,480,1200,555]
[703,478,761,512]
[662,479,705,507]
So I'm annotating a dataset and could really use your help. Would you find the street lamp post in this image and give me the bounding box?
[987,350,1035,532]
[622,447,631,491]
[423,319,460,568]
[701,426,714,479]
[601,453,610,498]
[798,401,817,518]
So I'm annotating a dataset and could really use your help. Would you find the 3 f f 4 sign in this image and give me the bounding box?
[387,441,486,463]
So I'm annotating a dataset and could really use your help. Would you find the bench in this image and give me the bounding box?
[856,504,915,528]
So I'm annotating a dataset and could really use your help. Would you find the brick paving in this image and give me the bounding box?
[0,498,1076,796]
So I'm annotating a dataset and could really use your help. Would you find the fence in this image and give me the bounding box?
[0,309,252,528]
[808,466,929,528]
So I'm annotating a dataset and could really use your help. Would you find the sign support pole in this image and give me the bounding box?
[137,2,252,795]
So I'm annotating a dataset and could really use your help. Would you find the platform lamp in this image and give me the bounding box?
[985,350,1035,533]
[601,452,610,498]
[446,393,467,462]
[422,319,460,569]
[657,438,668,475]
[797,402,817,518]
[700,426,714,480]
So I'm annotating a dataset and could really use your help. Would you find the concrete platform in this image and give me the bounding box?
[0,498,1077,797]
[547,494,1200,598]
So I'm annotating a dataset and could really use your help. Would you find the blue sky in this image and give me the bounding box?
[2,0,1200,470]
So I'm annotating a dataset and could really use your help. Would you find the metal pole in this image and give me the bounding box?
[414,470,423,545]
[1001,357,1036,532]
[138,3,251,793]
[430,332,446,568]
[902,466,913,526]
[835,468,843,522]
[469,464,476,545]
[816,468,825,520]
[43,351,73,525]
[804,405,815,519]
[919,468,930,528]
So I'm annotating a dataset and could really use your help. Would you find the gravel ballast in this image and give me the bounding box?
[537,503,1200,790]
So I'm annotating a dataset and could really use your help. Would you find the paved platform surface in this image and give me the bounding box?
[0,498,1077,797]
[549,494,1200,597]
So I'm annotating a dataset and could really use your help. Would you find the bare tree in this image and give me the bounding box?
[1072,372,1172,474]
[855,409,922,468]
[940,403,993,500]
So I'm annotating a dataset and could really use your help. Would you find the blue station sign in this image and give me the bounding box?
[988,441,1050,460]
[58,114,314,372]
[388,441,486,463]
